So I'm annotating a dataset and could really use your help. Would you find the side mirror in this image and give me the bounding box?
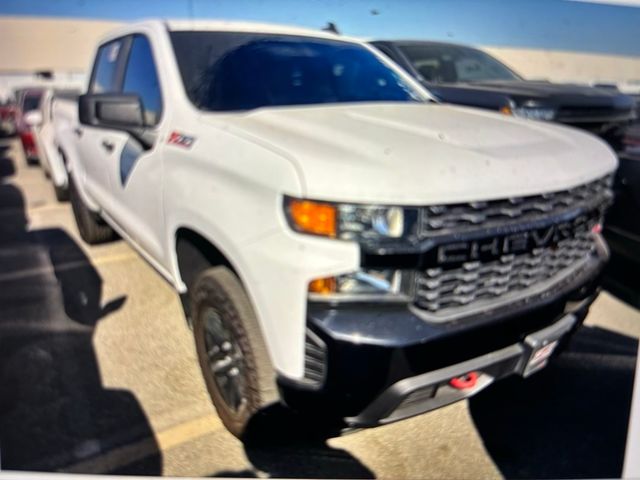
[79,93,144,128]
[79,93,154,149]
[23,110,43,128]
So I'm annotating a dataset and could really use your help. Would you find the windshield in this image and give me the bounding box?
[170,32,425,111]
[398,43,520,84]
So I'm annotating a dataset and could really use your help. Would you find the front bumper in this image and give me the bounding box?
[278,245,606,427]
[347,311,581,427]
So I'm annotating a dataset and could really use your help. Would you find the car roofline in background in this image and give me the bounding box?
[373,39,485,51]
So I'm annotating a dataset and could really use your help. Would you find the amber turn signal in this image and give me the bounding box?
[308,276,337,294]
[500,105,513,115]
[288,199,337,237]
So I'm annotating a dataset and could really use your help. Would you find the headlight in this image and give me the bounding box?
[509,104,556,121]
[284,197,420,251]
[308,269,414,302]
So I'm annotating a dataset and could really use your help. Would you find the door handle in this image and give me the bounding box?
[101,139,115,153]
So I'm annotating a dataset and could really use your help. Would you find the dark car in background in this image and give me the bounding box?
[14,87,44,164]
[371,40,637,150]
[605,125,640,262]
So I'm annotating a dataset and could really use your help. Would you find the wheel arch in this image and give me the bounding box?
[174,226,240,292]
[173,226,248,322]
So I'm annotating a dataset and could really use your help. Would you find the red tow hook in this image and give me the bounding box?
[449,371,479,390]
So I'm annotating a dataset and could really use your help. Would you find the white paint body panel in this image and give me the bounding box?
[61,20,618,380]
[49,96,80,190]
[214,102,617,204]
[31,90,68,189]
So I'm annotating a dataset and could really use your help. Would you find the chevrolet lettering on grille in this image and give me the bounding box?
[435,215,596,266]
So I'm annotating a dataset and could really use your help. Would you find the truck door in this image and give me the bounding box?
[77,38,127,207]
[101,34,166,263]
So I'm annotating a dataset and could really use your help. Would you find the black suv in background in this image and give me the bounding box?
[372,40,636,150]
[605,125,640,261]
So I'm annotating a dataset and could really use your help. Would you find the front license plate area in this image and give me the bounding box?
[522,313,577,377]
[525,339,559,376]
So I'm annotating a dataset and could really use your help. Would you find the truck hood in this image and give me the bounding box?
[430,80,635,109]
[209,102,617,204]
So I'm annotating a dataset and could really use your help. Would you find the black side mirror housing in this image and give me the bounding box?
[78,93,155,149]
[79,93,144,128]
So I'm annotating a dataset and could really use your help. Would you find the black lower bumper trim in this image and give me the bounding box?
[346,311,580,427]
[278,254,605,424]
[347,343,524,427]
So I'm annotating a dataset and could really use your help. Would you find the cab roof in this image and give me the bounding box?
[106,19,364,44]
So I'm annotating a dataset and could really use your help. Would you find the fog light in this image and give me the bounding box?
[308,269,414,301]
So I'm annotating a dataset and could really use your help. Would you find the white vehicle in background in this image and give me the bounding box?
[25,88,80,201]
[64,20,617,439]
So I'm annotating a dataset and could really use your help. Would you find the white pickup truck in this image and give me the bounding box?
[63,20,617,438]
[24,88,80,201]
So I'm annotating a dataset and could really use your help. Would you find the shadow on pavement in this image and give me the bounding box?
[213,405,374,479]
[0,149,14,177]
[470,325,638,479]
[0,180,161,474]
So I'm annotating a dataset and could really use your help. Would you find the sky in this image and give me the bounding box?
[1,0,639,57]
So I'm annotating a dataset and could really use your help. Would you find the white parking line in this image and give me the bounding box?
[62,414,223,474]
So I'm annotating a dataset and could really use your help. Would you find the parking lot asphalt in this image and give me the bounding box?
[0,136,639,478]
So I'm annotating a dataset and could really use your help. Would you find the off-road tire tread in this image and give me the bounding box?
[191,266,278,438]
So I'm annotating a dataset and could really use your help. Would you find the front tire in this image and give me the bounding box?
[69,175,115,244]
[191,266,278,438]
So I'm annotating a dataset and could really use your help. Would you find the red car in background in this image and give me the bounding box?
[14,88,44,164]
[0,99,17,137]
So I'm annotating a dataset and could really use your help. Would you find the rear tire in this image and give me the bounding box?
[69,175,115,244]
[191,266,278,438]
[54,184,69,202]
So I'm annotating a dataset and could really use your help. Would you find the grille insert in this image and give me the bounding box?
[303,329,327,385]
[414,232,596,320]
[419,175,613,236]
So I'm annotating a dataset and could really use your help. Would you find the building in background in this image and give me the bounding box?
[486,46,640,94]
[0,16,122,101]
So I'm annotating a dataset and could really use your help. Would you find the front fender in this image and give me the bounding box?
[166,214,359,381]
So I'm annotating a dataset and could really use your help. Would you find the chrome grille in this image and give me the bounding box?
[415,232,596,320]
[419,175,613,236]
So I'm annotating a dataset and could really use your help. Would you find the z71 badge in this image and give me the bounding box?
[167,131,195,148]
